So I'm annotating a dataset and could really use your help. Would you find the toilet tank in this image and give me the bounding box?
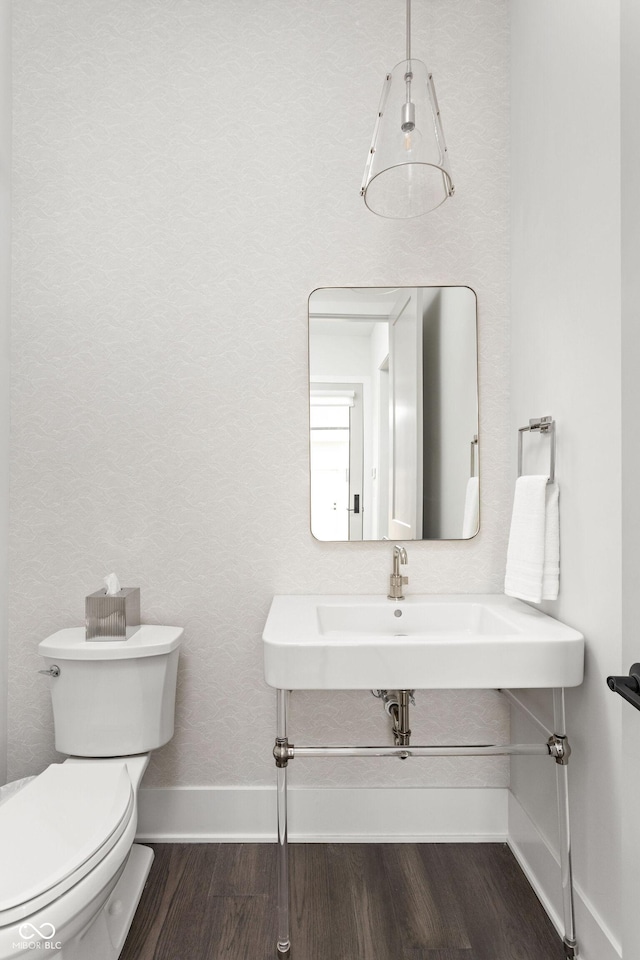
[38,625,182,757]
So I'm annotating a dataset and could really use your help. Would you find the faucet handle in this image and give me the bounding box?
[394,544,408,565]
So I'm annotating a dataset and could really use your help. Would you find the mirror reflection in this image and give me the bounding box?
[309,286,479,541]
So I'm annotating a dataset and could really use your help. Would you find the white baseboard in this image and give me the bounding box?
[137,785,508,844]
[507,792,621,960]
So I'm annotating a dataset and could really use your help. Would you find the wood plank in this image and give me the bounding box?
[480,845,565,958]
[207,842,275,897]
[134,845,223,960]
[204,895,275,960]
[120,844,203,960]
[380,843,471,951]
[424,844,564,960]
[288,842,332,959]
[331,844,400,960]
[404,952,472,960]
[290,844,399,960]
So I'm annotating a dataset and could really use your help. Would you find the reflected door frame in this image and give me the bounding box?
[388,289,423,540]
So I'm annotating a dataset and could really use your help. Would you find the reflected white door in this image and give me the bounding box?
[310,384,364,541]
[309,431,349,540]
[388,290,423,540]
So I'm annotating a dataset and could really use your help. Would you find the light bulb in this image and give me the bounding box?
[403,124,422,156]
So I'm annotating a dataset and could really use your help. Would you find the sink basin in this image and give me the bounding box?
[263,594,584,690]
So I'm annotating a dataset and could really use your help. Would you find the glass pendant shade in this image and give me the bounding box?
[361,59,454,219]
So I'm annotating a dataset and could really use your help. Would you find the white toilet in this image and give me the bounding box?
[0,624,182,960]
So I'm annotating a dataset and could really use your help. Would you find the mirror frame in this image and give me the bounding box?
[308,285,480,542]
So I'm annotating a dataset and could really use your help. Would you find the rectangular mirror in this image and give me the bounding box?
[309,286,479,541]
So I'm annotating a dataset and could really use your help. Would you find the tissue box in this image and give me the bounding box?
[85,587,141,641]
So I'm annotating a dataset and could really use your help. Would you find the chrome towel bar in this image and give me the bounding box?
[518,416,556,484]
[470,434,478,478]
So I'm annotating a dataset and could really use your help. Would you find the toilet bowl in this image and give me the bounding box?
[0,625,182,959]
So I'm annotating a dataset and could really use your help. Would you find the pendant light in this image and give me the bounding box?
[361,0,454,219]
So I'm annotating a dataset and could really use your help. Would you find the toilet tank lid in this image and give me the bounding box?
[38,624,183,660]
[0,762,133,915]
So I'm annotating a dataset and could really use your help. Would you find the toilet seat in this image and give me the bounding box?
[0,762,134,928]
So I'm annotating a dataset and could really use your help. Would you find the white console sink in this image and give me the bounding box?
[263,594,584,690]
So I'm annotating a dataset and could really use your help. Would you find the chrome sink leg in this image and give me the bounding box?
[275,689,291,958]
[552,688,579,958]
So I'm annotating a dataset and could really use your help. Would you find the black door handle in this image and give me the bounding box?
[607,663,640,712]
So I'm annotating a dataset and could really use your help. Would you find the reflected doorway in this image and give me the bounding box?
[310,383,364,541]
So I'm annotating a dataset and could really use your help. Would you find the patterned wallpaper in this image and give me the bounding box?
[8,0,510,789]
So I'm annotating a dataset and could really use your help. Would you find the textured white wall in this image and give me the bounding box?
[510,0,622,948]
[8,0,510,790]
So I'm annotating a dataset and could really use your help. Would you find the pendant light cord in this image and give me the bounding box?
[404,0,413,110]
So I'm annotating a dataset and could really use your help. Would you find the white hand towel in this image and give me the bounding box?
[462,477,479,538]
[504,476,559,603]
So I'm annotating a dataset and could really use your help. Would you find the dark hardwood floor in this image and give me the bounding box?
[120,842,565,960]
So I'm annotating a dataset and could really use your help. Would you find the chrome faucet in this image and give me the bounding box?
[388,545,408,600]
